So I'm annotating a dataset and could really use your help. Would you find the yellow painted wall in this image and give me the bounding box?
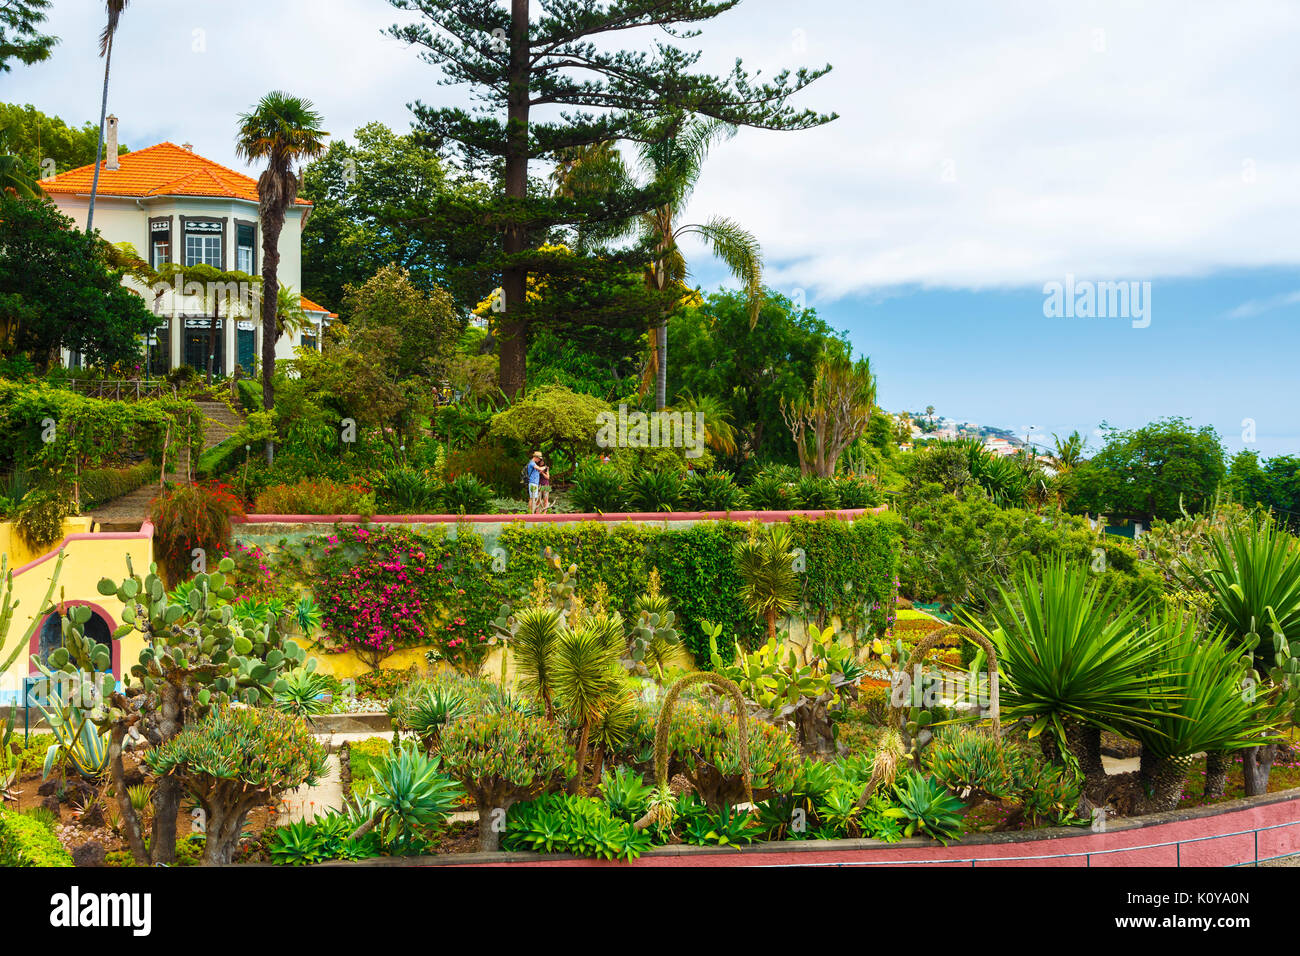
[0,520,152,699]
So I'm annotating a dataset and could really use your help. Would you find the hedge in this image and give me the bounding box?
[497,515,901,663]
[0,809,74,867]
[80,461,159,510]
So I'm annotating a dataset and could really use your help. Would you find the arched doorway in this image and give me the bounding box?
[29,603,120,677]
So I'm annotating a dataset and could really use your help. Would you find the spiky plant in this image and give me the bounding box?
[734,522,801,642]
[510,607,565,719]
[969,558,1171,793]
[551,625,624,794]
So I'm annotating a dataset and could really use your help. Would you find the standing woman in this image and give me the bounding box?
[538,457,552,514]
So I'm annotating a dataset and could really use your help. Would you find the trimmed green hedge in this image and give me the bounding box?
[0,809,74,867]
[80,461,159,510]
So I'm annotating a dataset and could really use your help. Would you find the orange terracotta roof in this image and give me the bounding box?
[38,142,311,206]
[300,296,337,318]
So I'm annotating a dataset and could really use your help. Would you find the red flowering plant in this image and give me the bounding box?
[310,525,496,673]
[149,480,246,585]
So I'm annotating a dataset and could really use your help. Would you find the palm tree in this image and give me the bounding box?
[87,0,129,233]
[0,155,41,198]
[1049,430,1086,471]
[734,523,801,642]
[556,114,763,410]
[235,92,327,461]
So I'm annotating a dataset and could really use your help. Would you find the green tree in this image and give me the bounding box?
[669,288,848,465]
[489,383,611,474]
[387,0,834,398]
[299,122,496,315]
[1228,450,1300,530]
[344,263,462,382]
[0,103,128,176]
[235,91,329,459]
[1070,417,1227,523]
[0,0,56,72]
[0,194,151,368]
[781,347,876,477]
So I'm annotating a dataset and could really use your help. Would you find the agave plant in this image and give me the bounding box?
[882,770,966,844]
[966,558,1171,792]
[273,663,334,722]
[348,743,463,850]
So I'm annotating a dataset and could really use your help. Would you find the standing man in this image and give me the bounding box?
[526,451,543,513]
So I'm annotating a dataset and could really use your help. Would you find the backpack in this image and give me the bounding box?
[520,463,531,485]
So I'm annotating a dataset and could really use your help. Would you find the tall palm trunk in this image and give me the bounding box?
[498,0,531,399]
[260,208,284,462]
[87,36,115,233]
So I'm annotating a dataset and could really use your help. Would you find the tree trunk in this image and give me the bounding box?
[200,797,255,866]
[1242,744,1276,797]
[655,321,667,411]
[571,721,591,795]
[260,206,285,463]
[1204,750,1230,799]
[338,741,353,804]
[497,0,532,400]
[1144,755,1192,813]
[1064,720,1107,798]
[108,725,149,866]
[150,680,183,864]
[86,37,114,233]
[476,794,515,852]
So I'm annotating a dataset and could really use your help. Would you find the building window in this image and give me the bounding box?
[150,219,172,268]
[183,219,223,268]
[236,222,256,274]
[185,234,222,268]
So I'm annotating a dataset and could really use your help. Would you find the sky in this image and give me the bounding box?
[6,0,1300,457]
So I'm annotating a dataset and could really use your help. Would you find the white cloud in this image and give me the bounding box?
[1224,290,1300,319]
[9,0,1300,304]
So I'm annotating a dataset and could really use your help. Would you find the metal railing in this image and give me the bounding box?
[757,817,1300,868]
[67,379,178,402]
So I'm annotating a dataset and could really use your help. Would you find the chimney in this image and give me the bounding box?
[182,142,194,152]
[106,115,120,170]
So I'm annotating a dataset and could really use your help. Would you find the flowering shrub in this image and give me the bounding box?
[150,481,245,585]
[251,478,375,516]
[312,525,495,672]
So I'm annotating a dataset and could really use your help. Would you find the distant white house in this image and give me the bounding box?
[38,117,334,375]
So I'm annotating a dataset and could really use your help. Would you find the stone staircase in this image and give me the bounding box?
[88,400,245,532]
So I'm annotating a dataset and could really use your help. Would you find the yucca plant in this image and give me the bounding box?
[682,471,744,511]
[734,522,801,642]
[551,624,625,794]
[510,607,565,719]
[376,466,442,513]
[392,683,469,754]
[1182,518,1300,795]
[273,663,334,723]
[628,469,684,512]
[1128,610,1283,811]
[967,558,1171,793]
[793,475,839,510]
[882,770,966,845]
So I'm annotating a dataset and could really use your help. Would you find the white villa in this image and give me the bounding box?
[38,117,335,376]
